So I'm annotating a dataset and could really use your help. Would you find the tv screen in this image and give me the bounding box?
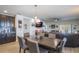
[35,22,43,27]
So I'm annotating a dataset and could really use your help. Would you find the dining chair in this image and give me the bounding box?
[49,33,56,39]
[18,36,29,53]
[56,37,67,53]
[27,38,48,53]
[24,33,29,37]
[49,37,67,53]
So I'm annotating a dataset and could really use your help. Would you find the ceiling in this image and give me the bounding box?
[0,5,79,20]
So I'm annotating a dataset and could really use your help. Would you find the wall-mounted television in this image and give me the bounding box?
[35,22,43,27]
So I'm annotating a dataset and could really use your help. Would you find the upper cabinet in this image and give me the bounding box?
[0,14,15,33]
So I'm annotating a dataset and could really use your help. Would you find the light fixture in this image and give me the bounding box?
[4,10,8,13]
[34,16,41,23]
[32,5,41,23]
[31,19,34,23]
[34,5,37,7]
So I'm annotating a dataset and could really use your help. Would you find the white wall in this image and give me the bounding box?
[15,14,46,38]
[44,19,79,33]
[16,15,32,37]
[23,16,31,33]
[16,15,24,37]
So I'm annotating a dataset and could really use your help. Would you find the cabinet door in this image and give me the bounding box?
[0,15,16,44]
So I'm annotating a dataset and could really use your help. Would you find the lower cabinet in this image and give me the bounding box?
[0,33,16,45]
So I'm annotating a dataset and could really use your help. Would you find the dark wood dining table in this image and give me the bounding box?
[25,37,61,50]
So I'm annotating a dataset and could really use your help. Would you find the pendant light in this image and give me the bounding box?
[34,5,41,23]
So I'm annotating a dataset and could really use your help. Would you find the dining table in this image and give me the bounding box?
[38,37,61,50]
[25,37,61,50]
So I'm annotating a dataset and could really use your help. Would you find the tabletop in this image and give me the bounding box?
[38,38,60,49]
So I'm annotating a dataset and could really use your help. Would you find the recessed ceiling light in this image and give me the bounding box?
[4,10,8,13]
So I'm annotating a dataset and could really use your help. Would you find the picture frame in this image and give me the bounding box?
[24,24,27,29]
[51,24,55,29]
[18,20,22,28]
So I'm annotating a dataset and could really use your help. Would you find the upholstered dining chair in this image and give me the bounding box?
[49,33,56,39]
[27,38,48,53]
[48,37,67,53]
[18,36,29,53]
[24,33,29,37]
[56,37,67,53]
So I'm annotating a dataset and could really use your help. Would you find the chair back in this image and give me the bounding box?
[62,37,67,47]
[27,38,40,53]
[49,33,56,39]
[24,33,29,37]
[56,37,67,52]
[18,36,27,49]
[44,32,49,37]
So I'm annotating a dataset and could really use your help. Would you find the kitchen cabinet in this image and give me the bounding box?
[0,14,16,44]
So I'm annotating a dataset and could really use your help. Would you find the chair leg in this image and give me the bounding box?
[19,47,21,53]
[24,49,26,53]
[23,48,29,53]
